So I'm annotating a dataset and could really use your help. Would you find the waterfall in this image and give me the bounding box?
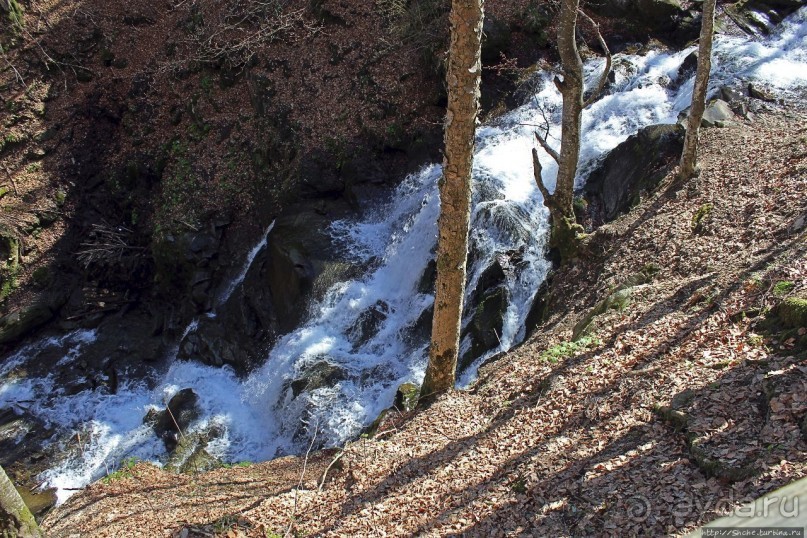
[1,7,806,504]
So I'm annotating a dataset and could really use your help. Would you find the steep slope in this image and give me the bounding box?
[42,109,806,537]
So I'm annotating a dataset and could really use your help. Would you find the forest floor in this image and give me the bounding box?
[41,110,807,536]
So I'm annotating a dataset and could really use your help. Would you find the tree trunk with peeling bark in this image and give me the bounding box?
[0,465,41,538]
[533,2,610,262]
[420,0,484,402]
[679,0,717,181]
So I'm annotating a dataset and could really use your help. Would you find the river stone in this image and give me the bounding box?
[584,123,684,223]
[164,425,224,474]
[349,300,390,349]
[0,287,68,345]
[724,0,802,35]
[719,86,747,103]
[461,285,508,372]
[677,51,698,80]
[748,83,777,102]
[290,360,347,398]
[153,388,201,451]
[701,99,735,127]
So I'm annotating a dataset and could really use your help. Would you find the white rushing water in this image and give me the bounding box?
[2,8,807,503]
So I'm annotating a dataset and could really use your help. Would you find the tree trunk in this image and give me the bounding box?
[554,0,583,216]
[0,465,42,538]
[532,0,596,262]
[420,0,484,402]
[679,0,717,181]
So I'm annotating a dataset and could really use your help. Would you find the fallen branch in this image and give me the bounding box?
[318,443,347,492]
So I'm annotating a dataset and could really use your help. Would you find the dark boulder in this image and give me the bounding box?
[349,300,390,349]
[584,123,684,223]
[588,0,687,36]
[0,286,69,345]
[724,0,803,35]
[482,16,512,64]
[289,359,348,398]
[151,388,201,452]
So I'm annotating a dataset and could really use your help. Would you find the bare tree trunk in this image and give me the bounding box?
[533,2,610,262]
[553,0,583,216]
[0,465,42,538]
[679,0,717,181]
[420,0,484,402]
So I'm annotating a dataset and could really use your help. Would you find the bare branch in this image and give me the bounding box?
[532,147,553,204]
[579,9,612,108]
[534,131,560,164]
[77,224,144,268]
[0,44,26,89]
[318,442,347,492]
[286,420,318,538]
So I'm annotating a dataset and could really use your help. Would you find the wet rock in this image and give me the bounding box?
[589,0,686,35]
[584,123,684,223]
[719,86,747,104]
[417,259,437,295]
[152,388,201,451]
[290,360,347,398]
[724,0,802,35]
[179,322,250,369]
[350,300,389,349]
[524,277,552,338]
[462,286,508,372]
[164,425,224,474]
[748,83,777,102]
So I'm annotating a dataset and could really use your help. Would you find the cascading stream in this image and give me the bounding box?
[1,8,806,503]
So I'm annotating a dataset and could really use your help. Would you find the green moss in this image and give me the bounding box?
[772,281,795,297]
[103,457,138,482]
[540,335,599,364]
[31,266,51,287]
[550,215,586,263]
[779,297,807,328]
[691,203,713,234]
[394,382,419,412]
[5,0,24,31]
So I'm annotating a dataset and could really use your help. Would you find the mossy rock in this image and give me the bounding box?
[165,430,222,474]
[652,405,689,431]
[0,298,65,344]
[394,383,419,412]
[779,297,807,328]
[362,409,389,438]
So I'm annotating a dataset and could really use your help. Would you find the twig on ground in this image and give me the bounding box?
[286,419,319,538]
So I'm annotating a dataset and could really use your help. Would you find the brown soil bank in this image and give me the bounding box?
[42,110,806,536]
